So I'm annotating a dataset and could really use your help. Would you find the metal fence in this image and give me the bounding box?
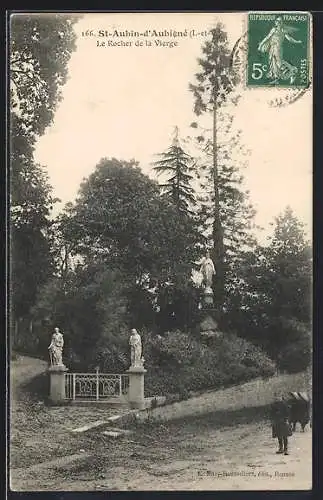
[65,371,129,401]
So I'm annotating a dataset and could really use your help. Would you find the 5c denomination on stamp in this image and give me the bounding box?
[247,12,311,88]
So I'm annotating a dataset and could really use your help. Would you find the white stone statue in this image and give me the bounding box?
[200,250,216,290]
[48,327,64,366]
[129,328,143,367]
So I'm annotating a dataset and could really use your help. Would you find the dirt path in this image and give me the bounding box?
[11,410,312,491]
[9,356,129,471]
[10,356,312,491]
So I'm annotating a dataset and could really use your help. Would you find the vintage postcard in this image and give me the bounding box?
[8,11,312,492]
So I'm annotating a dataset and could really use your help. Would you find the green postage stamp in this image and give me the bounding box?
[247,12,311,88]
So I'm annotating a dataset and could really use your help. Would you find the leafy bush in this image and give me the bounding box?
[88,334,129,373]
[276,319,311,373]
[142,330,276,396]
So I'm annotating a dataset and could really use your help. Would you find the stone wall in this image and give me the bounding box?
[133,371,311,424]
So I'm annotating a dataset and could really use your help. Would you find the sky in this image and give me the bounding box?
[34,12,312,244]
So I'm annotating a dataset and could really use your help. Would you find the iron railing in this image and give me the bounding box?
[65,370,129,401]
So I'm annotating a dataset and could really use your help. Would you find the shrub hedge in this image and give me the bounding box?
[142,330,276,397]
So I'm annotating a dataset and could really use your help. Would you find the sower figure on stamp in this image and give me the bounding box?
[48,327,64,366]
[270,394,292,455]
[258,16,302,84]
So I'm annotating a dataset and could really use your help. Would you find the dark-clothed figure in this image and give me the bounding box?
[288,392,310,432]
[270,396,292,455]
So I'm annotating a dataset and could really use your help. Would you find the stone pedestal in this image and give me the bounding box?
[204,286,214,306]
[126,365,147,410]
[199,285,223,339]
[48,364,68,404]
[199,306,223,339]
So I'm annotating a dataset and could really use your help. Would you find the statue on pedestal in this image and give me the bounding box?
[48,327,64,367]
[200,250,216,298]
[199,250,222,338]
[129,328,143,367]
[200,250,216,288]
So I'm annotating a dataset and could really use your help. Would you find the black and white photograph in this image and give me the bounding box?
[8,11,312,491]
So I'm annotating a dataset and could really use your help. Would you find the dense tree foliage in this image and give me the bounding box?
[224,207,312,371]
[63,158,201,289]
[28,157,204,364]
[10,13,78,138]
[31,265,130,371]
[10,113,57,340]
[10,14,78,347]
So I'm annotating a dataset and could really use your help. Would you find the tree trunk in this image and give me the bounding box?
[14,319,18,347]
[212,93,225,316]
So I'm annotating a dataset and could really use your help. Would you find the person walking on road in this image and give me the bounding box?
[270,394,293,455]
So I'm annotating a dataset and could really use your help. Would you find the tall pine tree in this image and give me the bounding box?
[152,126,196,214]
[189,23,256,314]
[152,128,204,331]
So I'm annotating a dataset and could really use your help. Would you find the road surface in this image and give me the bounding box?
[11,407,312,491]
